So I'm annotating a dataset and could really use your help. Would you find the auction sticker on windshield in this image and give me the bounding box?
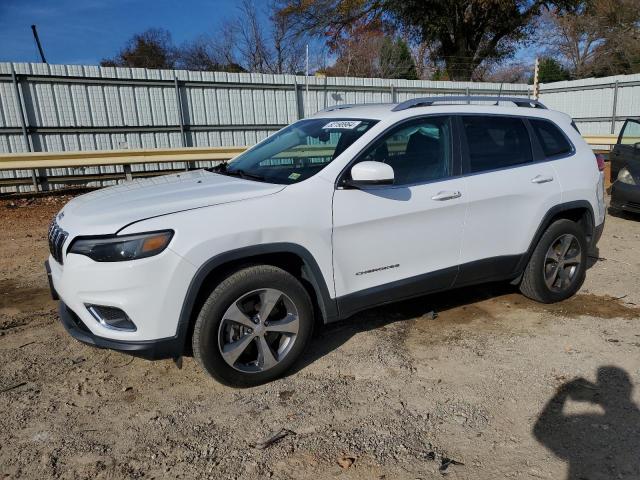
[323,120,361,130]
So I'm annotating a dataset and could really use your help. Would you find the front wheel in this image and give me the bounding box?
[192,265,314,387]
[519,219,587,303]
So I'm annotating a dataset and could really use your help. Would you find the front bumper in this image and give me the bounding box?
[611,181,640,214]
[58,301,182,360]
[47,245,196,346]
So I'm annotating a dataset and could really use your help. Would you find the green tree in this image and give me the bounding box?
[538,57,571,83]
[379,37,418,79]
[101,29,177,69]
[277,0,579,80]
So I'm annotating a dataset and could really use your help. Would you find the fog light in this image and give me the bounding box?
[86,305,137,332]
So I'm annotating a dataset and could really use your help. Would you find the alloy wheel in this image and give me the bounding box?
[543,233,582,292]
[218,288,300,373]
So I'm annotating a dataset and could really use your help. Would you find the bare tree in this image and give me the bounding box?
[235,0,272,72]
[537,8,601,78]
[212,0,309,75]
[214,23,242,69]
[480,61,533,83]
[179,36,219,71]
[178,26,244,72]
[590,0,640,76]
[270,1,306,74]
[410,41,435,79]
[538,0,640,78]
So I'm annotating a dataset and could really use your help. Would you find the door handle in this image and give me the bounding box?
[531,175,554,184]
[431,190,462,201]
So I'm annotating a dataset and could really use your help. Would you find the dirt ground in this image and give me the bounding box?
[1,192,640,480]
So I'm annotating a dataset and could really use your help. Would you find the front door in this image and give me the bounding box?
[611,119,640,181]
[332,115,467,317]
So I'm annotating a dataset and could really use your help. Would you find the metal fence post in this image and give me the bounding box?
[173,74,194,170]
[174,75,186,147]
[294,79,302,120]
[610,80,619,135]
[390,84,396,103]
[123,164,133,181]
[11,68,41,192]
[323,75,328,109]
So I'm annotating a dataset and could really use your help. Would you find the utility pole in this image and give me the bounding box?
[533,57,540,100]
[31,25,47,63]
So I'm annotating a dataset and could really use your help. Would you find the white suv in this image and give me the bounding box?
[46,96,606,386]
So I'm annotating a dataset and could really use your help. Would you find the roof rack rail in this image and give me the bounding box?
[321,104,360,113]
[320,102,388,113]
[391,96,546,112]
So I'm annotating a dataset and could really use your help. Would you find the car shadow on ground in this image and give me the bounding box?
[533,366,640,479]
[292,280,518,375]
[294,251,602,376]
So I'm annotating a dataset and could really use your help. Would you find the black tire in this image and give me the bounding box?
[192,265,313,387]
[519,219,587,303]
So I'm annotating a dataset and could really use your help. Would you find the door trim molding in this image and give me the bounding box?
[335,254,524,321]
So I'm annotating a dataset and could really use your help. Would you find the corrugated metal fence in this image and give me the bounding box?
[539,73,640,136]
[0,61,638,192]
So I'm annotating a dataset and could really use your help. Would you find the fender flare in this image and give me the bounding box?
[515,200,596,274]
[174,243,338,351]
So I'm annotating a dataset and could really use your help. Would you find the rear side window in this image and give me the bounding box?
[462,116,532,173]
[530,119,573,158]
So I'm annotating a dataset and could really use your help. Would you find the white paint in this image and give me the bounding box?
[50,102,604,344]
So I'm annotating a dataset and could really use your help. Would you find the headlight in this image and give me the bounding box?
[617,167,637,185]
[69,230,173,262]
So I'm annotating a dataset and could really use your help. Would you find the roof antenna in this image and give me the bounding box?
[495,82,504,105]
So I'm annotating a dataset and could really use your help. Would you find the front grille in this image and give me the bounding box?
[48,219,69,264]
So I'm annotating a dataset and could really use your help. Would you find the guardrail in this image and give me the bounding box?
[0,146,246,190]
[0,135,620,192]
[583,135,618,149]
[0,146,246,170]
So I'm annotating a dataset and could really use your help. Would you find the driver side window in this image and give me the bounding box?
[620,119,640,146]
[356,116,453,185]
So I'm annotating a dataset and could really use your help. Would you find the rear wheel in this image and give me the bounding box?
[520,219,587,303]
[192,265,313,387]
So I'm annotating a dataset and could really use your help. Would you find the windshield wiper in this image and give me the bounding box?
[208,161,229,172]
[208,163,266,182]
[227,169,266,181]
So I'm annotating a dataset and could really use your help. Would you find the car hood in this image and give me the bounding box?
[57,170,285,235]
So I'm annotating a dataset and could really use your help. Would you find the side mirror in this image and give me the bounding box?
[347,161,394,187]
[634,142,640,151]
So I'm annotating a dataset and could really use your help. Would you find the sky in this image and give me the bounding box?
[0,0,252,65]
[0,0,537,72]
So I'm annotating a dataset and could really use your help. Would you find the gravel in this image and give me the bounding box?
[1,194,639,479]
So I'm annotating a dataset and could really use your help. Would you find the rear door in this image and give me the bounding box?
[611,119,640,182]
[456,115,562,285]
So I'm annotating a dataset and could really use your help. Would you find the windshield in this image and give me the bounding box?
[217,118,378,184]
